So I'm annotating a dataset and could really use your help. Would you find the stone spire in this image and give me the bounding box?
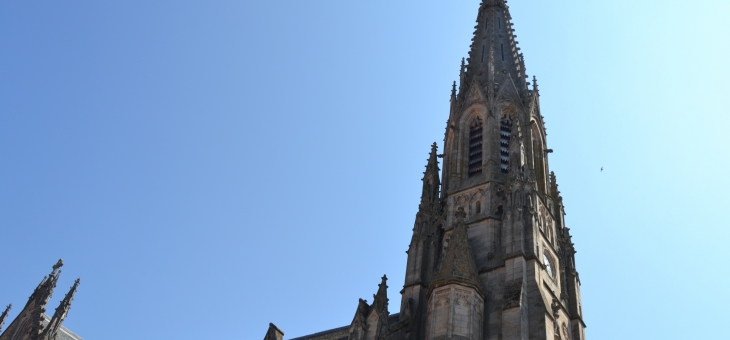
[0,260,64,340]
[39,278,79,340]
[35,259,63,305]
[431,208,481,291]
[371,275,389,315]
[461,0,528,97]
[0,305,11,333]
[420,143,441,208]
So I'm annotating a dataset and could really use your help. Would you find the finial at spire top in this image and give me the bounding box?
[53,259,64,270]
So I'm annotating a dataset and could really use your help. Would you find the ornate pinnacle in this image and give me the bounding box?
[532,76,539,92]
[420,143,441,209]
[57,278,80,312]
[39,278,80,340]
[451,81,457,98]
[425,143,440,173]
[372,275,389,314]
[459,58,466,87]
[53,259,64,271]
[0,304,11,333]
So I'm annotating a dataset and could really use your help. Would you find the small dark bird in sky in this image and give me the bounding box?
[601,167,603,172]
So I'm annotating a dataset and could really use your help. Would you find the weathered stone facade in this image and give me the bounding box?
[0,260,83,340]
[266,1,586,339]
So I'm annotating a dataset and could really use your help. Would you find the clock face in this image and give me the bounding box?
[543,253,554,277]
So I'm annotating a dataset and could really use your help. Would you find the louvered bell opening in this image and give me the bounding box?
[500,120,512,173]
[468,120,483,177]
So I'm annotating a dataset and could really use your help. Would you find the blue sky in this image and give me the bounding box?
[1,0,729,339]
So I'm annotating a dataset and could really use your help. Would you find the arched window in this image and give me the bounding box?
[468,118,483,177]
[500,116,512,173]
[545,220,553,243]
[532,124,547,194]
[475,201,481,214]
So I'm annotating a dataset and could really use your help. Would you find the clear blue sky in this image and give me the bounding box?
[1,1,729,339]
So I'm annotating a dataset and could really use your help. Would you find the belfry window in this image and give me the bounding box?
[500,117,512,173]
[468,118,483,177]
[501,44,505,61]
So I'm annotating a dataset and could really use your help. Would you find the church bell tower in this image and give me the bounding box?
[399,1,586,339]
[263,2,587,339]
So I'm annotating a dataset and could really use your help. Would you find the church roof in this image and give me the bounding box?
[42,315,83,340]
[289,314,400,340]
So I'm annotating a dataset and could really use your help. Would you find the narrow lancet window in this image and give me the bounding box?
[501,43,505,61]
[500,117,512,173]
[468,118,484,177]
[481,45,485,63]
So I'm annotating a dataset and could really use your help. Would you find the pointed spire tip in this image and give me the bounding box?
[53,259,64,270]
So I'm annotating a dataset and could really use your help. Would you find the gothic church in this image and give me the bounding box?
[264,1,586,339]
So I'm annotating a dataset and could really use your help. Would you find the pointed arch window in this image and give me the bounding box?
[468,118,483,177]
[532,125,547,194]
[500,116,512,173]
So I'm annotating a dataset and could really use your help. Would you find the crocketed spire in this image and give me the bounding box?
[461,0,529,96]
[39,278,79,340]
[0,305,11,333]
[371,275,389,314]
[420,143,441,208]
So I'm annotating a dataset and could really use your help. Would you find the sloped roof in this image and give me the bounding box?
[289,313,400,340]
[42,315,82,340]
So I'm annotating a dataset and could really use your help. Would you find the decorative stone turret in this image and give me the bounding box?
[425,208,484,340]
[348,276,392,340]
